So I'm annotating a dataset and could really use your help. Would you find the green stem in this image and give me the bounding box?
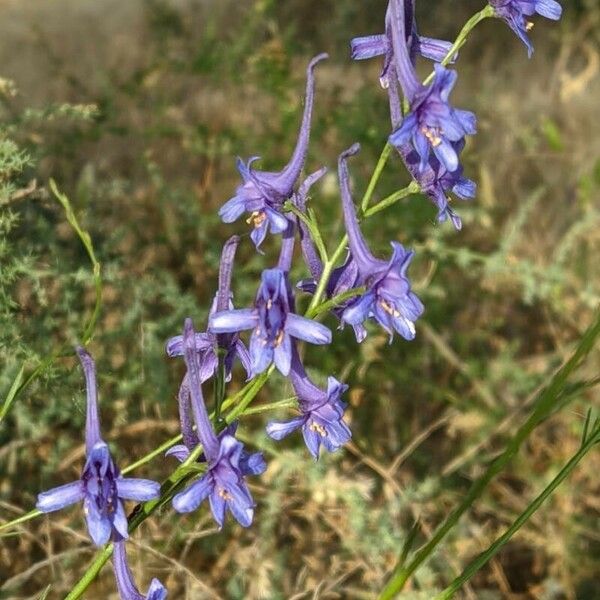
[364,181,420,218]
[434,425,600,600]
[306,286,366,319]
[241,396,297,416]
[285,201,329,263]
[360,142,393,212]
[423,5,494,87]
[63,544,114,600]
[378,307,600,599]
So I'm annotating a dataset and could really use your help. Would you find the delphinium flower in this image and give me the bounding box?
[386,0,476,174]
[113,541,167,600]
[378,10,475,228]
[337,144,423,340]
[350,0,454,87]
[165,235,251,384]
[489,0,562,57]
[36,348,160,546]
[209,267,332,376]
[171,319,265,528]
[218,53,328,250]
[266,344,351,459]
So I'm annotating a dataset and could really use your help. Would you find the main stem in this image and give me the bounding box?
[423,5,494,86]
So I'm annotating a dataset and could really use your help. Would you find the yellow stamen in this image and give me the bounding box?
[246,211,267,228]
[218,488,232,501]
[526,21,534,31]
[421,126,442,147]
[309,421,327,437]
[380,299,400,318]
[274,330,284,347]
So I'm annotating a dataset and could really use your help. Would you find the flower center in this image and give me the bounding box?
[218,488,232,501]
[526,21,534,31]
[379,298,400,318]
[309,421,327,437]
[421,126,442,147]
[246,211,267,228]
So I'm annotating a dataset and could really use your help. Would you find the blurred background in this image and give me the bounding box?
[1,0,599,598]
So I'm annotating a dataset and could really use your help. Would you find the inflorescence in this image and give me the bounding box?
[34,0,562,595]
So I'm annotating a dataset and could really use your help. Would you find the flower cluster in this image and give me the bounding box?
[34,0,562,595]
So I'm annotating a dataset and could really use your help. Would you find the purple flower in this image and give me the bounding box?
[171,319,265,528]
[351,0,454,87]
[209,268,331,376]
[389,63,476,174]
[490,0,562,57]
[165,236,251,384]
[219,54,328,250]
[266,346,351,459]
[337,144,424,341]
[405,139,476,229]
[36,348,160,546]
[113,541,167,600]
[380,0,474,174]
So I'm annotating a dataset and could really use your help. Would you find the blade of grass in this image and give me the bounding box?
[379,307,600,599]
[434,420,600,600]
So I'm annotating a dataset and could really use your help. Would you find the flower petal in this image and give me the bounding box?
[342,292,374,326]
[433,139,459,173]
[208,490,226,528]
[266,416,306,440]
[165,332,212,358]
[535,0,562,20]
[285,313,332,345]
[209,309,257,334]
[165,444,190,462]
[416,36,454,63]
[302,424,321,460]
[219,194,246,223]
[36,481,84,513]
[147,578,169,600]
[350,34,388,60]
[116,478,160,502]
[273,332,292,375]
[389,112,417,147]
[240,451,267,476]
[84,496,113,546]
[172,475,213,514]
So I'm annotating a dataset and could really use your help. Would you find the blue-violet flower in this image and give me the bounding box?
[490,0,562,57]
[36,347,160,546]
[209,268,332,376]
[165,236,251,383]
[338,144,424,340]
[171,319,265,528]
[219,54,328,250]
[266,345,351,459]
